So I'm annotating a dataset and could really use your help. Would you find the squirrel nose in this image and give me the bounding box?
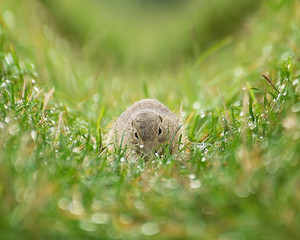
[143,141,159,154]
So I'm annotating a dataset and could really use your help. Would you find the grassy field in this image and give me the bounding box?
[1,0,300,239]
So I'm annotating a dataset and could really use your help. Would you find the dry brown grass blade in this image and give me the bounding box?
[261,73,279,92]
[42,88,55,117]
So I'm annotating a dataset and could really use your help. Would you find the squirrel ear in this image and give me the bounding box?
[158,115,163,122]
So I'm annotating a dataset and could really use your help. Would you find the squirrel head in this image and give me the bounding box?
[130,110,167,156]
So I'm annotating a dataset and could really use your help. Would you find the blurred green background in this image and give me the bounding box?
[1,0,264,118]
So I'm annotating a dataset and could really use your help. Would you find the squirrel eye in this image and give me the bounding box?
[158,126,162,135]
[134,131,139,139]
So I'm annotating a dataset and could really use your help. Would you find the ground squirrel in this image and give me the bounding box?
[105,99,183,160]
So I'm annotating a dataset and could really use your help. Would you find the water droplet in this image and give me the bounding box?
[141,222,160,236]
[68,200,84,215]
[8,124,20,135]
[190,179,202,189]
[31,130,37,140]
[235,186,249,198]
[192,101,201,110]
[73,147,80,153]
[189,174,196,180]
[79,220,96,232]
[93,93,100,102]
[248,122,255,130]
[58,197,70,210]
[23,187,36,204]
[134,200,144,210]
[197,143,205,150]
[5,117,10,123]
[92,200,102,210]
[91,213,109,224]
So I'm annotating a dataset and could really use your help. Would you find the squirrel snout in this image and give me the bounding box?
[140,140,159,155]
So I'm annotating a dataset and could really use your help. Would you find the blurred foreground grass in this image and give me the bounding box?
[1,0,300,239]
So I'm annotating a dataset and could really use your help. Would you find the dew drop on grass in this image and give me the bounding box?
[266,160,279,174]
[134,200,144,210]
[58,197,70,210]
[189,174,196,180]
[248,122,255,130]
[68,200,84,215]
[92,200,102,210]
[79,220,96,232]
[235,186,249,198]
[73,147,80,153]
[181,111,187,118]
[23,187,36,204]
[91,212,109,224]
[31,130,37,140]
[192,101,201,110]
[4,53,14,65]
[141,222,160,236]
[8,124,20,135]
[93,93,100,102]
[190,179,202,189]
[197,143,205,150]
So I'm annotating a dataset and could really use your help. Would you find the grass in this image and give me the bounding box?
[1,0,300,239]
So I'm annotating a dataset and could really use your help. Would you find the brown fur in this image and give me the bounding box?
[105,99,183,160]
